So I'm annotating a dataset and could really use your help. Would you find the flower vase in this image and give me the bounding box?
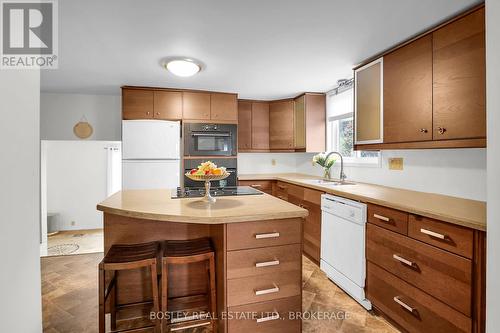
[323,168,331,180]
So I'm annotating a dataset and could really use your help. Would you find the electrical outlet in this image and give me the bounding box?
[71,220,76,226]
[271,159,276,166]
[388,158,404,171]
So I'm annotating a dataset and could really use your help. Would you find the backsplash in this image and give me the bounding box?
[239,149,487,201]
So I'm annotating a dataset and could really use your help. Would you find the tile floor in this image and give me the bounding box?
[41,253,399,332]
[46,229,103,256]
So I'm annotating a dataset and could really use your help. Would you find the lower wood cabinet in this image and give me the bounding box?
[227,296,301,333]
[238,180,274,195]
[366,206,486,333]
[225,219,302,333]
[367,262,471,333]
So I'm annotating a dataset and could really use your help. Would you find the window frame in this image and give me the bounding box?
[326,90,381,167]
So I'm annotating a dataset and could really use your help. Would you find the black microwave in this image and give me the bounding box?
[184,123,237,156]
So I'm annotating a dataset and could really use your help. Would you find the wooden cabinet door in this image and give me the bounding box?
[384,35,433,143]
[355,58,383,144]
[305,94,326,152]
[238,101,252,150]
[182,92,210,120]
[294,96,306,149]
[211,93,237,122]
[301,201,321,264]
[433,7,486,140]
[269,100,294,150]
[153,91,182,120]
[251,102,269,150]
[122,89,153,119]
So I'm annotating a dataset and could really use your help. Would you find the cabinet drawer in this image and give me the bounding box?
[303,188,322,205]
[226,218,302,251]
[366,224,472,316]
[367,203,408,235]
[408,215,473,259]
[238,180,274,192]
[367,262,471,333]
[227,296,301,333]
[287,184,304,200]
[227,244,301,280]
[227,270,301,307]
[275,181,288,200]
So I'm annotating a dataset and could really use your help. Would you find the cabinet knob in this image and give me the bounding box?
[146,112,151,115]
[437,127,446,135]
[419,128,428,133]
[156,112,160,116]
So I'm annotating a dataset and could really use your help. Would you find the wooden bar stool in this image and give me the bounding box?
[161,238,216,332]
[99,241,161,333]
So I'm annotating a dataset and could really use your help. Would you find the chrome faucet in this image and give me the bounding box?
[324,151,347,182]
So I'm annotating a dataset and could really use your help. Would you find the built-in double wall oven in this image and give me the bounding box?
[184,123,237,157]
[183,123,238,187]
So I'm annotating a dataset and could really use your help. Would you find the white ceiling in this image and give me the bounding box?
[40,0,482,100]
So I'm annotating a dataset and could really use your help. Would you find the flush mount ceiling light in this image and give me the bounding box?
[164,59,201,77]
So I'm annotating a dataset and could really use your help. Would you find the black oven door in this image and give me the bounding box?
[185,123,237,156]
[190,132,233,156]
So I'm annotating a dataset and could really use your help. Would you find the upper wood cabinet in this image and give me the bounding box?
[122,89,154,119]
[237,101,252,150]
[354,58,383,144]
[237,101,270,151]
[294,95,306,149]
[182,92,211,120]
[433,7,486,141]
[354,4,486,150]
[153,91,182,120]
[269,100,295,150]
[384,35,433,143]
[211,93,237,122]
[304,94,326,152]
[251,102,270,150]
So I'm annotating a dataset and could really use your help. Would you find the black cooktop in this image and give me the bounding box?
[171,186,263,199]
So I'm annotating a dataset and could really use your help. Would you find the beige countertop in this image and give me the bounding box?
[239,173,487,231]
[97,189,308,224]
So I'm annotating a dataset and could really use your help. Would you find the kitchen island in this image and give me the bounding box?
[97,189,308,333]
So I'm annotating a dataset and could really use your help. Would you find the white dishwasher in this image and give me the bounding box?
[320,194,371,310]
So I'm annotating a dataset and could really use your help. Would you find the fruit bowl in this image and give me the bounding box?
[184,161,231,203]
[184,172,230,182]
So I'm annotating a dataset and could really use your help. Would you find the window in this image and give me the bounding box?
[326,87,380,166]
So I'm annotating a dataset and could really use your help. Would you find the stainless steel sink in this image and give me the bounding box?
[298,179,356,186]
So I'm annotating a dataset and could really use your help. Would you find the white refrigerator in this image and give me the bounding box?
[122,120,181,190]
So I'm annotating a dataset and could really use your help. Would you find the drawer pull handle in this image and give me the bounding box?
[393,254,414,267]
[255,260,280,268]
[255,232,280,239]
[393,296,415,313]
[255,284,280,296]
[170,321,211,331]
[373,214,390,222]
[278,185,286,190]
[420,228,446,239]
[256,312,280,323]
[277,195,287,200]
[251,184,262,188]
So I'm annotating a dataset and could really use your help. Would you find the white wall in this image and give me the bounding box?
[45,140,120,231]
[297,149,486,201]
[41,93,121,141]
[238,153,300,174]
[0,71,42,332]
[239,149,486,201]
[486,0,500,331]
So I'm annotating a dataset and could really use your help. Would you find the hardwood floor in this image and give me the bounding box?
[41,254,398,333]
